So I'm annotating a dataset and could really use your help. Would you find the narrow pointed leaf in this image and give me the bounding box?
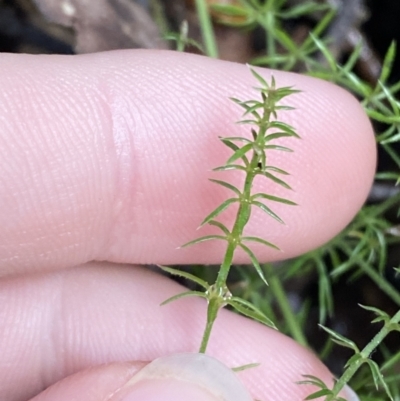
[265,166,290,175]
[209,179,242,196]
[241,236,280,250]
[230,97,262,120]
[208,220,231,236]
[228,297,276,328]
[252,200,285,224]
[304,389,333,400]
[264,145,293,152]
[249,67,269,88]
[268,121,299,136]
[221,136,252,143]
[161,291,207,306]
[279,2,329,19]
[366,359,394,400]
[263,172,292,189]
[358,304,390,320]
[309,33,337,72]
[252,193,297,205]
[236,119,258,125]
[200,198,238,227]
[227,143,254,164]
[213,164,247,172]
[297,375,328,388]
[243,102,264,117]
[220,138,250,165]
[180,235,227,248]
[342,43,363,74]
[319,324,359,352]
[238,242,268,285]
[158,265,209,289]
[265,132,297,141]
[232,363,260,372]
[220,137,239,151]
[380,41,396,84]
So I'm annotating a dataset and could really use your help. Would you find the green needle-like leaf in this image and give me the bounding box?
[379,41,396,85]
[220,138,250,165]
[209,179,242,196]
[265,166,290,175]
[208,220,231,236]
[241,236,280,250]
[221,136,253,143]
[158,265,209,289]
[268,121,300,137]
[252,200,285,224]
[263,172,292,189]
[264,144,293,152]
[180,234,228,248]
[366,359,394,400]
[232,363,260,372]
[228,297,276,328]
[252,193,297,205]
[278,2,330,19]
[230,97,262,120]
[358,304,390,324]
[297,375,328,388]
[304,389,334,400]
[226,143,254,164]
[319,324,360,352]
[199,198,239,227]
[161,291,208,306]
[238,242,268,285]
[264,131,298,141]
[213,164,247,172]
[249,67,269,88]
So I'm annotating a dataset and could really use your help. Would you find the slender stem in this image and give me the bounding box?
[194,0,218,58]
[197,80,292,354]
[266,15,277,69]
[215,168,258,289]
[265,264,309,347]
[199,297,221,353]
[200,145,265,352]
[327,309,400,400]
[176,21,188,52]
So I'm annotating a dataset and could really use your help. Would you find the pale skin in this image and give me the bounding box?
[0,50,376,401]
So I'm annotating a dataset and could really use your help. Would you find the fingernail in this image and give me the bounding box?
[343,384,360,401]
[115,353,253,401]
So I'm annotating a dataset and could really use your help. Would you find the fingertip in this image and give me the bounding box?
[30,362,145,401]
[0,51,377,272]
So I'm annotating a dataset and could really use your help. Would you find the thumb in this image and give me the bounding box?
[31,354,254,401]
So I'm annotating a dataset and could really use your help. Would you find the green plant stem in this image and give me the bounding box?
[199,167,258,353]
[199,296,221,353]
[327,309,400,400]
[199,120,271,353]
[265,264,309,347]
[216,176,256,288]
[264,12,277,69]
[194,0,218,58]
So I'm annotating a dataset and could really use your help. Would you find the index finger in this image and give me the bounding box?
[0,50,376,276]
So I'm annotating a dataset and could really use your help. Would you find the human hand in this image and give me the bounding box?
[0,51,375,401]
